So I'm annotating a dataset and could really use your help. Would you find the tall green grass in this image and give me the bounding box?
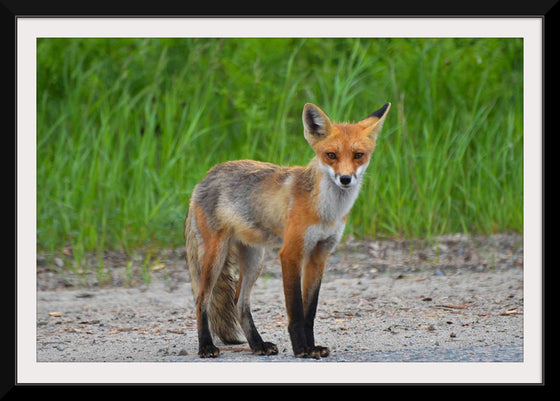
[37,38,523,261]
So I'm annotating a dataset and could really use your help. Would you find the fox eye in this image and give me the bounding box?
[326,152,337,160]
[354,152,364,160]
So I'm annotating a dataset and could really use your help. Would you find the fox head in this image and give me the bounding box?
[302,102,391,190]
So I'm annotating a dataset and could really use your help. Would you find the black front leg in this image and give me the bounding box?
[302,283,330,359]
[301,243,332,358]
[285,282,308,358]
[280,244,309,358]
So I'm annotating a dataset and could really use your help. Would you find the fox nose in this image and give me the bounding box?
[339,175,352,186]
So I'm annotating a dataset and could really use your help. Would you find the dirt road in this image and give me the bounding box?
[36,234,524,363]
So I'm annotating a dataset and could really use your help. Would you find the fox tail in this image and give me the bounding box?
[184,203,244,344]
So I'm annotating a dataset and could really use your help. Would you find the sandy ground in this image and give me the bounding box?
[36,233,524,363]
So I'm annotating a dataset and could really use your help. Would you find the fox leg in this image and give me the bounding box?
[196,230,230,358]
[302,243,332,358]
[236,243,278,356]
[279,236,309,358]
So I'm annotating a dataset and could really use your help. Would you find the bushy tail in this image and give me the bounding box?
[184,204,244,344]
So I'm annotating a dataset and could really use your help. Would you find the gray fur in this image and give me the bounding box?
[193,160,284,229]
[185,160,300,345]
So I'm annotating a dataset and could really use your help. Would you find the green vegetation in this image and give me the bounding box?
[37,38,523,263]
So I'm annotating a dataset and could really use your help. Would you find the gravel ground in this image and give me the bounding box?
[36,233,524,364]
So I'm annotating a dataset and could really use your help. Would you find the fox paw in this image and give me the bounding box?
[252,341,279,356]
[312,345,330,358]
[305,346,330,359]
[294,346,330,359]
[198,344,220,358]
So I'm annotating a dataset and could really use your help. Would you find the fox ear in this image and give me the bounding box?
[303,103,333,146]
[360,102,391,140]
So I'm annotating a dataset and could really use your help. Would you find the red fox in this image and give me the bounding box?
[185,102,391,358]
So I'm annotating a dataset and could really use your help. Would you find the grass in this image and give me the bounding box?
[37,38,523,273]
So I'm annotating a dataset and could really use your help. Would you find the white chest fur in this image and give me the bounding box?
[317,168,363,222]
[303,220,346,254]
[303,172,363,254]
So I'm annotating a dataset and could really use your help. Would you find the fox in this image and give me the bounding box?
[184,102,391,358]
